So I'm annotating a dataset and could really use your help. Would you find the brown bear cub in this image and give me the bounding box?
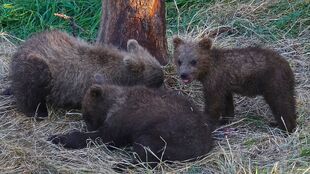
[11,30,163,117]
[173,37,297,132]
[49,77,212,167]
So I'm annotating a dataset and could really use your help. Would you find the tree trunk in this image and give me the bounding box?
[97,0,168,65]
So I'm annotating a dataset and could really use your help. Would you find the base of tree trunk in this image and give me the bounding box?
[97,0,168,65]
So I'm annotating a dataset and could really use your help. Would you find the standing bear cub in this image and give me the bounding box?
[11,30,163,117]
[49,82,213,167]
[173,37,297,132]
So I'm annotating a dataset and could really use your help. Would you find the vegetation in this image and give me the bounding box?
[1,0,308,41]
[0,0,309,173]
[0,0,101,40]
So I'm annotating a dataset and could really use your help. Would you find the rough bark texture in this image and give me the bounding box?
[97,0,168,65]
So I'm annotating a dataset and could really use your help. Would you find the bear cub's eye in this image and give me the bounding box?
[177,60,182,66]
[190,60,197,66]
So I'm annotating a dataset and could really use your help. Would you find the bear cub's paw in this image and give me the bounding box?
[48,130,88,149]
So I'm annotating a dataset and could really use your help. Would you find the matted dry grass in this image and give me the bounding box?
[0,1,309,173]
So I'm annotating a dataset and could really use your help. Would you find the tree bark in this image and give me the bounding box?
[97,0,168,65]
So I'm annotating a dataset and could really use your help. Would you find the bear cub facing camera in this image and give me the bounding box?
[173,37,297,132]
[49,77,212,167]
[11,30,163,117]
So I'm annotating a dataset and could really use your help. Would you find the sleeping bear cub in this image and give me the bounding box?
[49,76,212,167]
[11,30,163,117]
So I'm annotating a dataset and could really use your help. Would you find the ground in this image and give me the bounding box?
[0,0,309,173]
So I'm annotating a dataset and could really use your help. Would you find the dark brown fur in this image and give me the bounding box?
[173,37,297,132]
[11,30,163,117]
[49,82,212,167]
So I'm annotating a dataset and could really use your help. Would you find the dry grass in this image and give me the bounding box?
[1,0,309,173]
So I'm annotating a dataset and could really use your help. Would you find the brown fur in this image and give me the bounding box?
[173,37,297,132]
[49,81,212,167]
[11,30,163,117]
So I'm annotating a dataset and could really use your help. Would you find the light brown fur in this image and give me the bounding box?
[11,30,163,117]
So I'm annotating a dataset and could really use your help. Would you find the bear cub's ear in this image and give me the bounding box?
[173,36,184,48]
[90,85,103,98]
[198,37,212,49]
[123,56,145,73]
[127,39,141,53]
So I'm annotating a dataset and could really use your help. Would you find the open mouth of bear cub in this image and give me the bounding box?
[180,76,193,84]
[182,79,192,84]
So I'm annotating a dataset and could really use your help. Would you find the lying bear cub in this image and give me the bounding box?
[49,78,212,166]
[11,30,163,118]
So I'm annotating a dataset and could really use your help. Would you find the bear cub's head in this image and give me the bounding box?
[173,37,213,84]
[82,75,124,131]
[124,39,164,88]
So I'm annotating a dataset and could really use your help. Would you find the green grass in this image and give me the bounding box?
[300,148,310,157]
[166,0,310,40]
[166,0,216,33]
[1,0,309,42]
[0,0,101,41]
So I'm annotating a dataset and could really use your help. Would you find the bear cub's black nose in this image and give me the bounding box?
[180,73,188,80]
